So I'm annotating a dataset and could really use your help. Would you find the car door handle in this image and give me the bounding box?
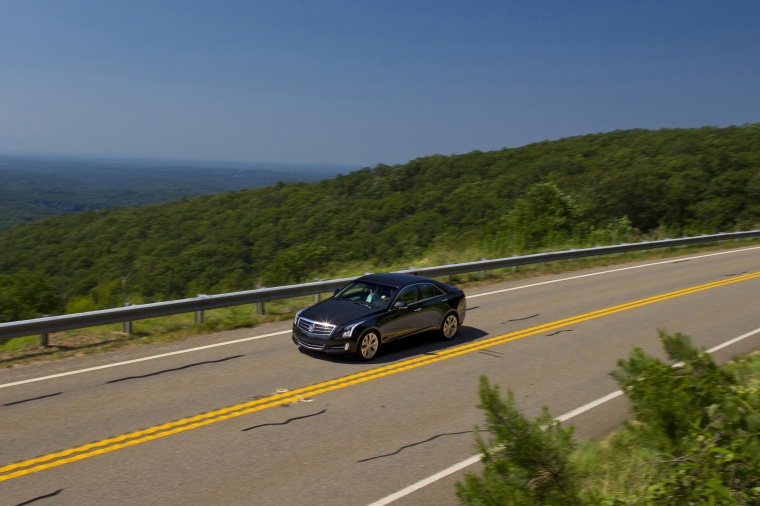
[413,308,422,312]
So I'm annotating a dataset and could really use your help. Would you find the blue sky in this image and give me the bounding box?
[1,1,758,167]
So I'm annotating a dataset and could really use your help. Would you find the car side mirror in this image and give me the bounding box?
[393,301,407,309]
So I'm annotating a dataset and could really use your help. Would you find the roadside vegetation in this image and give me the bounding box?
[456,332,760,505]
[0,238,756,368]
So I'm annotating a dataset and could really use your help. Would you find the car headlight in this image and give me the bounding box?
[342,322,361,338]
[294,309,304,326]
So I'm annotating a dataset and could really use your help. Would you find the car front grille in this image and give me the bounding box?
[296,317,336,337]
[296,338,325,351]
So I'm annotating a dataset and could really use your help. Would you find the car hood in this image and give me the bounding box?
[300,298,379,325]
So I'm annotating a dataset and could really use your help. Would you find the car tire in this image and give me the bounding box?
[441,313,459,340]
[356,330,381,360]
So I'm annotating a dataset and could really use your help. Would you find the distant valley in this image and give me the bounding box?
[0,154,362,229]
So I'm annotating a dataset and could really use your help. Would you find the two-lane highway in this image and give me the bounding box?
[1,247,759,505]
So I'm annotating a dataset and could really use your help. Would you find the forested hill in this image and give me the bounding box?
[1,125,759,320]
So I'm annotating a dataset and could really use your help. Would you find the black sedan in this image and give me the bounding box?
[292,273,466,360]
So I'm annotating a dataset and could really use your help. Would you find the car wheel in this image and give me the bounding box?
[441,313,459,339]
[357,331,381,360]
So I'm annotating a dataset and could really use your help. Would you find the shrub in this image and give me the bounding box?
[457,333,760,505]
[455,377,582,505]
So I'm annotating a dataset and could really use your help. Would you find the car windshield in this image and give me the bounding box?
[334,281,397,309]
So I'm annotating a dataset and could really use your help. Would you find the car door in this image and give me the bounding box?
[416,283,447,330]
[376,285,423,341]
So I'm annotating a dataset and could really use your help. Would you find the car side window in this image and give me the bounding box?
[396,286,419,305]
[419,283,444,300]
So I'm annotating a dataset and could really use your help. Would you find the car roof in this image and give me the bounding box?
[356,272,434,288]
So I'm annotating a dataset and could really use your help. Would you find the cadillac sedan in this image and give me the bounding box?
[292,272,466,360]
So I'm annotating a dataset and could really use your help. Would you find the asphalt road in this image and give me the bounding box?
[1,247,759,505]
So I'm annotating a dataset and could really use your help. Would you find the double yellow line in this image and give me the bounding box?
[2,271,758,482]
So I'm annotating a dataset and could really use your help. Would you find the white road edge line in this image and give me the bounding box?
[366,325,760,506]
[2,245,757,390]
[467,246,760,298]
[0,330,291,389]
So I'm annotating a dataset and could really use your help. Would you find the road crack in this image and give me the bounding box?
[241,409,326,432]
[357,431,474,463]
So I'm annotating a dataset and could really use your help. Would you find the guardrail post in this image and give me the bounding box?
[479,258,486,279]
[195,294,207,324]
[256,286,265,315]
[39,314,49,347]
[512,254,518,273]
[123,303,132,334]
[313,279,321,303]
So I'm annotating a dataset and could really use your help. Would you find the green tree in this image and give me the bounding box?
[611,331,760,504]
[262,242,327,286]
[0,273,62,322]
[456,376,581,505]
[502,182,580,251]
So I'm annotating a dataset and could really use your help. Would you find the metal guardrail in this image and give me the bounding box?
[1,230,758,343]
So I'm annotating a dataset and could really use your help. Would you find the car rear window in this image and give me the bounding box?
[419,283,444,300]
